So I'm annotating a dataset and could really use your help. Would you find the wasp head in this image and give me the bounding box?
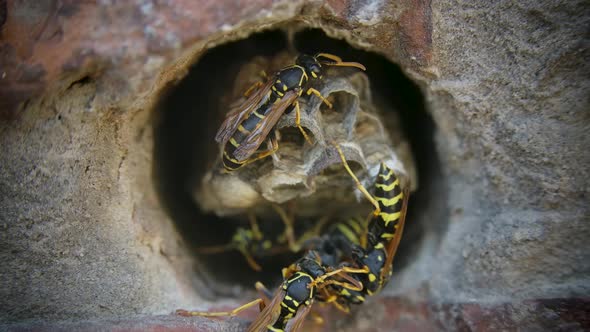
[296,54,323,80]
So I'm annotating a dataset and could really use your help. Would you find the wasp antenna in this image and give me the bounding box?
[248,212,263,240]
[177,298,264,317]
[242,251,262,271]
[196,243,235,254]
[325,61,366,71]
[332,143,381,217]
[285,26,297,53]
[315,53,343,63]
[315,53,366,71]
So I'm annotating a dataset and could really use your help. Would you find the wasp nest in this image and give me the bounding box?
[195,53,417,218]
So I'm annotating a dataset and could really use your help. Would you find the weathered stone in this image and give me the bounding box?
[1,0,588,330]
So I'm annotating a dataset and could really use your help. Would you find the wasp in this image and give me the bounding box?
[304,219,401,312]
[248,143,409,313]
[196,204,319,271]
[216,53,366,172]
[249,251,367,332]
[296,217,371,313]
[298,216,365,267]
[196,223,275,272]
[317,241,391,313]
[177,250,368,332]
[316,144,410,312]
[177,146,409,329]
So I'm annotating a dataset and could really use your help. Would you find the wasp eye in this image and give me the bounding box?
[310,66,321,78]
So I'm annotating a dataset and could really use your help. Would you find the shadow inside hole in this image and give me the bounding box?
[153,27,446,296]
[153,30,293,292]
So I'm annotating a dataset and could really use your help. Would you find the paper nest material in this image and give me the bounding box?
[194,54,417,218]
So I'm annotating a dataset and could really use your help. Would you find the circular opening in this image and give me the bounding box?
[153,28,446,296]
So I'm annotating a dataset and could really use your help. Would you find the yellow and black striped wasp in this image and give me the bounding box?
[177,250,368,332]
[216,53,366,172]
[195,215,276,272]
[196,204,316,271]
[316,144,410,312]
[178,143,410,330]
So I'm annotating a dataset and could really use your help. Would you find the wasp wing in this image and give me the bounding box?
[233,89,299,161]
[284,300,313,332]
[215,78,275,145]
[332,269,365,292]
[381,185,410,284]
[247,286,285,332]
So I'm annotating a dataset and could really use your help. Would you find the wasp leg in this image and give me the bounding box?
[294,100,313,145]
[268,130,282,164]
[306,88,333,109]
[330,299,351,314]
[321,279,363,292]
[176,298,264,317]
[292,215,331,250]
[195,242,235,254]
[318,288,351,314]
[248,212,263,241]
[243,81,264,97]
[239,248,262,271]
[360,211,374,249]
[255,281,273,304]
[318,266,369,292]
[243,70,269,97]
[238,137,279,167]
[333,143,381,247]
[272,204,314,252]
[272,204,299,252]
[254,280,281,312]
[282,262,299,279]
[310,310,326,324]
[309,265,369,290]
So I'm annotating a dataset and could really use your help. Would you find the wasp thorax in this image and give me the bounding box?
[296,54,323,79]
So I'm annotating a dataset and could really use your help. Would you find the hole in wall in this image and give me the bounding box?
[153,27,446,296]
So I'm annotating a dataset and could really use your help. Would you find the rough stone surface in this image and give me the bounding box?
[1,0,588,330]
[424,0,590,302]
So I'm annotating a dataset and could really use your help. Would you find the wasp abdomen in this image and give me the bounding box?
[369,163,404,244]
[221,97,277,170]
[268,271,314,331]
